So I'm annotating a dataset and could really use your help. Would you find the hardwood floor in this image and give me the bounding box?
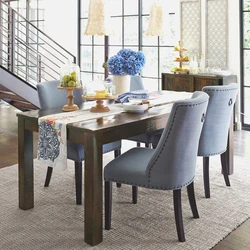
[0,102,250,249]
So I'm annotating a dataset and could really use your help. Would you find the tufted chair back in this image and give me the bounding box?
[198,83,238,156]
[147,91,209,189]
[37,80,84,109]
[129,75,144,91]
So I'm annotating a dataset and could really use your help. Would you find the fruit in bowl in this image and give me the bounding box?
[60,71,80,87]
[171,67,189,73]
[60,61,81,87]
[174,45,180,51]
[67,80,76,87]
[94,89,111,98]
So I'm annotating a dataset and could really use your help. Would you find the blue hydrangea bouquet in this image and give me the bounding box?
[107,49,146,76]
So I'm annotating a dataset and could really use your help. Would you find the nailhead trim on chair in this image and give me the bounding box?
[201,149,226,157]
[203,87,238,93]
[201,86,238,157]
[147,100,207,189]
[104,176,194,190]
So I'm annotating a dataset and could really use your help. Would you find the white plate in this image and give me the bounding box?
[123,103,148,113]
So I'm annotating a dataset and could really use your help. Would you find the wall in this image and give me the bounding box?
[228,0,241,130]
[43,0,77,56]
[181,0,241,129]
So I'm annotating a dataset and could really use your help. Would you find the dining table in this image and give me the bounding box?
[17,90,234,246]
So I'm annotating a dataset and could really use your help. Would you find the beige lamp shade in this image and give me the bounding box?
[145,0,165,36]
[84,0,114,36]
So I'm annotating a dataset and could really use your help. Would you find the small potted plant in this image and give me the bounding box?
[107,48,146,94]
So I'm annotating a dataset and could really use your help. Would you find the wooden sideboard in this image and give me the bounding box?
[161,73,237,92]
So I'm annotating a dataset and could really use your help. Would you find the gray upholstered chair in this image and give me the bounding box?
[37,80,121,205]
[198,83,238,198]
[107,75,163,188]
[152,83,238,199]
[104,91,209,242]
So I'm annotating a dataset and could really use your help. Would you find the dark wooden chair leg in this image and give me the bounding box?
[220,153,231,186]
[187,182,199,218]
[203,157,210,198]
[114,149,122,188]
[173,189,185,242]
[145,143,151,148]
[136,142,141,147]
[44,166,53,187]
[105,181,112,230]
[114,148,121,158]
[75,162,82,205]
[132,186,138,204]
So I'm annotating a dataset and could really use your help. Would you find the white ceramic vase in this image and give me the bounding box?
[113,74,131,94]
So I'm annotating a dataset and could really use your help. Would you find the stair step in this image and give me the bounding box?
[8,100,38,111]
[0,84,38,111]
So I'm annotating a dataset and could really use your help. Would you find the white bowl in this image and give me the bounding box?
[128,99,143,105]
[123,103,148,113]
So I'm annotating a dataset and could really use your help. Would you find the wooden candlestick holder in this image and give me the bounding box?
[82,95,116,113]
[57,86,83,112]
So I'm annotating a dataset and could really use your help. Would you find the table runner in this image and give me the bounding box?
[37,91,192,169]
[37,105,124,169]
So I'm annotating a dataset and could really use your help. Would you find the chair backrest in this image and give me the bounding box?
[37,80,84,109]
[129,75,144,91]
[106,75,144,91]
[147,91,209,189]
[198,83,238,156]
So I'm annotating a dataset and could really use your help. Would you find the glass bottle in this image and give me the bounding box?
[199,54,205,73]
[189,55,194,74]
[192,55,198,74]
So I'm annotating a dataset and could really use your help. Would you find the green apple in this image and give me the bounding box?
[71,74,77,81]
[62,74,71,83]
[67,80,76,87]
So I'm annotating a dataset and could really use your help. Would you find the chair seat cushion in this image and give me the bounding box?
[152,132,162,148]
[104,147,154,187]
[128,129,164,144]
[67,140,121,162]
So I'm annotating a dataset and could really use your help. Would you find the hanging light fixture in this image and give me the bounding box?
[84,0,114,36]
[145,0,165,36]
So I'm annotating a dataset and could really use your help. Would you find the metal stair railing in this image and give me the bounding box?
[0,0,76,87]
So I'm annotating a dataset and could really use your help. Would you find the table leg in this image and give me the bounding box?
[84,133,103,246]
[221,116,234,175]
[18,117,34,210]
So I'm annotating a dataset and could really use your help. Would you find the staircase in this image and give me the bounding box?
[0,83,37,110]
[0,0,76,111]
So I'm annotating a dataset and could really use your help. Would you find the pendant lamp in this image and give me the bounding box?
[84,0,114,36]
[145,0,165,36]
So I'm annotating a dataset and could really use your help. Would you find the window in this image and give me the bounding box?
[79,0,179,91]
[241,0,250,129]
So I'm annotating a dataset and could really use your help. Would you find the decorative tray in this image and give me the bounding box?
[57,86,83,90]
[82,95,117,112]
[82,95,117,101]
[174,59,189,62]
